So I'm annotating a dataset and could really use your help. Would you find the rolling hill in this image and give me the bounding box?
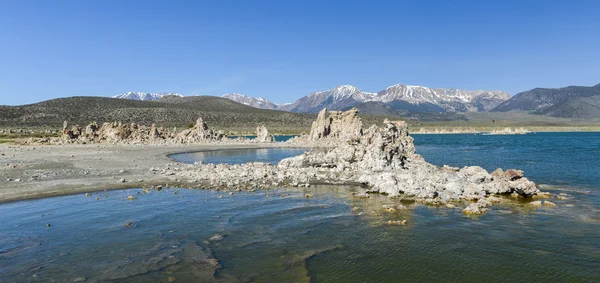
[492,83,600,119]
[534,95,600,119]
[0,96,316,133]
[0,96,404,134]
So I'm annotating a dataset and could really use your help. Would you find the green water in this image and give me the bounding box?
[1,133,599,282]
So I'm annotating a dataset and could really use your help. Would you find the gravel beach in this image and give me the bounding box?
[0,143,277,203]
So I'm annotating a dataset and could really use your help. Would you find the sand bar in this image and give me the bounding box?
[0,143,279,203]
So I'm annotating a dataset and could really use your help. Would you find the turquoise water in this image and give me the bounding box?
[413,132,600,190]
[1,133,599,282]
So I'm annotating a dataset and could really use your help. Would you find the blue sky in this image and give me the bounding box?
[1,0,599,105]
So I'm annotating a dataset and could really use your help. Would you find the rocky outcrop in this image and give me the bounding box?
[255,125,275,143]
[33,116,227,145]
[287,107,364,147]
[487,127,531,135]
[175,117,226,143]
[280,119,417,172]
[0,128,56,135]
[281,110,538,200]
[62,121,81,140]
[39,108,543,211]
[413,128,480,134]
[78,121,170,143]
[177,108,540,207]
[308,108,362,141]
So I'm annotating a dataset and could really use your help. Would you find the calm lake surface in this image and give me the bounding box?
[169,148,307,165]
[1,132,599,282]
[228,135,297,142]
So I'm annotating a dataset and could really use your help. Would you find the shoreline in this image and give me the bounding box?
[1,128,600,146]
[0,143,283,204]
[0,133,586,204]
[2,129,599,144]
[410,129,600,134]
[2,129,593,204]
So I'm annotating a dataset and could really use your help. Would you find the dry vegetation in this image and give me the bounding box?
[1,96,599,138]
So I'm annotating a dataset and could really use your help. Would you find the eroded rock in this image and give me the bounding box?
[255,125,275,143]
[177,108,540,207]
[307,108,362,142]
[175,117,226,143]
[30,116,228,145]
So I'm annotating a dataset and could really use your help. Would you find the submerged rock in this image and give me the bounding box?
[387,220,407,225]
[96,239,220,282]
[462,198,494,215]
[208,234,225,242]
[529,200,543,207]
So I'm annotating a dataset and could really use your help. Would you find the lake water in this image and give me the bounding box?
[228,135,297,142]
[169,148,307,165]
[1,133,599,282]
[413,132,600,190]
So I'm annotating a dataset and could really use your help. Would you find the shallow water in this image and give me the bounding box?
[169,148,307,165]
[228,135,297,142]
[1,133,599,282]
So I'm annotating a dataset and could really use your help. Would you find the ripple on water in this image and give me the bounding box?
[2,133,600,281]
[0,186,599,282]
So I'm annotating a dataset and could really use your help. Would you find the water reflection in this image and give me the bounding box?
[169,148,307,165]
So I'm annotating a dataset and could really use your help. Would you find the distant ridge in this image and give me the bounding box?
[221,83,509,115]
[221,93,279,110]
[0,96,316,130]
[113,92,183,101]
[492,83,600,118]
[0,95,408,134]
[110,83,600,119]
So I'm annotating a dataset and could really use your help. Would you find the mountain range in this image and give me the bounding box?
[221,93,280,110]
[113,92,183,101]
[221,84,510,115]
[111,82,600,119]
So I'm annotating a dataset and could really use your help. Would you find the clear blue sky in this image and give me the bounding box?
[1,0,599,105]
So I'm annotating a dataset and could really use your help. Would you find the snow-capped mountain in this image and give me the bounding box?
[113,92,183,101]
[112,84,509,114]
[221,93,279,110]
[279,85,376,113]
[219,84,509,114]
[375,84,510,112]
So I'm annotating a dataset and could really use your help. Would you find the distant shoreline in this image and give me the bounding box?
[3,125,600,139]
[411,131,600,134]
[410,128,600,134]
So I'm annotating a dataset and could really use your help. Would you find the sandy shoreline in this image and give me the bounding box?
[0,143,282,204]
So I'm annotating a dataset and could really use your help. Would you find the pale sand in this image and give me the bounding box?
[0,143,279,203]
